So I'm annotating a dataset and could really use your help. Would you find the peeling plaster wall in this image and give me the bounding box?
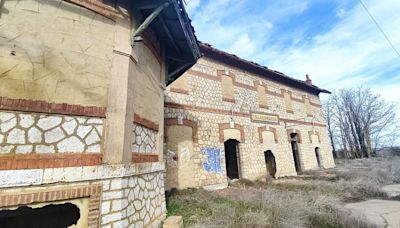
[0,0,114,107]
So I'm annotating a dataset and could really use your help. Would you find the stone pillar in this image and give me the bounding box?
[104,14,137,164]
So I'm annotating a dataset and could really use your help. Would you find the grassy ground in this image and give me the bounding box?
[166,157,400,227]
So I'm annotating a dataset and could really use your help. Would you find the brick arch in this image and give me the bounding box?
[258,127,278,144]
[219,123,245,143]
[164,118,198,143]
[286,129,302,143]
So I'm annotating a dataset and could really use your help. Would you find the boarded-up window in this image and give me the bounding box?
[221,75,234,102]
[257,85,268,108]
[170,74,189,94]
[284,92,293,113]
[305,98,312,116]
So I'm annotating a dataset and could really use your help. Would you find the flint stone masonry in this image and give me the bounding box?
[164,56,335,189]
[132,123,157,153]
[0,111,104,154]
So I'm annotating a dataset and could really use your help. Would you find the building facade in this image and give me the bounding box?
[0,0,199,227]
[164,43,335,190]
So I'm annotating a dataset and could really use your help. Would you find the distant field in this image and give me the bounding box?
[166,157,400,227]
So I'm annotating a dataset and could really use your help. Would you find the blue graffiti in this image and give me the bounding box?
[202,147,222,173]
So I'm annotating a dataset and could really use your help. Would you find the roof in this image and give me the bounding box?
[132,0,201,85]
[199,42,331,95]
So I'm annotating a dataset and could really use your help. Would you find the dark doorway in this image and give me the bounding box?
[224,139,240,179]
[290,133,301,172]
[264,150,276,178]
[315,147,321,168]
[0,203,80,228]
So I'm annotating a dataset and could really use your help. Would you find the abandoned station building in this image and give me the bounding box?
[164,43,335,190]
[0,0,199,227]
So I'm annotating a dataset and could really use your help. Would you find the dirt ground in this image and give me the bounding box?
[166,157,400,228]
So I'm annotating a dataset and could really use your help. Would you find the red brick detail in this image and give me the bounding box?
[165,102,327,127]
[0,154,103,170]
[258,127,278,144]
[134,113,159,132]
[219,123,245,143]
[308,131,321,143]
[187,69,221,82]
[287,129,302,143]
[170,88,189,95]
[164,118,198,143]
[0,185,102,226]
[132,153,159,163]
[66,0,121,20]
[0,97,106,117]
[222,97,235,103]
[259,104,269,109]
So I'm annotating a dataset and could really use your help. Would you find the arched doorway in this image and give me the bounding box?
[315,147,321,168]
[264,150,276,178]
[224,139,240,179]
[290,133,301,172]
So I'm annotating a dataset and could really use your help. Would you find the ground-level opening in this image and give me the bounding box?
[224,139,240,179]
[0,203,80,228]
[290,133,301,173]
[264,150,276,178]
[315,147,321,168]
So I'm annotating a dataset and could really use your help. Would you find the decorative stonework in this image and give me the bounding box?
[132,124,157,153]
[0,111,104,155]
[101,172,166,227]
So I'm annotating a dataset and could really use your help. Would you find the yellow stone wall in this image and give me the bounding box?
[0,0,115,107]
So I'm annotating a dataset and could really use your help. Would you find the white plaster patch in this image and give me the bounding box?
[0,169,43,187]
[57,136,85,153]
[44,127,65,143]
[62,119,77,135]
[36,145,55,154]
[37,116,62,131]
[7,128,26,144]
[19,114,35,128]
[0,117,16,133]
[15,145,33,154]
[28,127,42,143]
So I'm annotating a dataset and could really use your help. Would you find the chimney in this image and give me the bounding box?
[305,74,312,85]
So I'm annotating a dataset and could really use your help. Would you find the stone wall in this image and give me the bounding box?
[164,57,335,189]
[0,111,103,155]
[132,123,158,153]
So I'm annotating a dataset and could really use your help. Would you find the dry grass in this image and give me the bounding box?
[166,157,400,227]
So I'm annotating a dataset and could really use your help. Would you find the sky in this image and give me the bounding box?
[184,0,400,114]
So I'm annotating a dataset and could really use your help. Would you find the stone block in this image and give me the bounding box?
[163,216,183,228]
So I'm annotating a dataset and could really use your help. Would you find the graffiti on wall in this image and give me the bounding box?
[202,147,222,173]
[167,148,191,168]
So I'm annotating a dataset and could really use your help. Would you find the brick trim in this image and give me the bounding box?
[219,123,245,143]
[0,154,103,170]
[133,113,159,131]
[222,97,235,103]
[66,0,121,20]
[132,153,159,163]
[186,69,322,107]
[0,97,106,117]
[165,102,327,127]
[258,127,278,144]
[287,129,302,143]
[164,118,198,143]
[170,88,189,95]
[308,131,321,143]
[0,185,102,227]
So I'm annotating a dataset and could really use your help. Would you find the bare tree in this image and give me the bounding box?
[324,87,399,158]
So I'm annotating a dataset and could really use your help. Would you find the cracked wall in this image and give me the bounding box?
[0,0,114,107]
